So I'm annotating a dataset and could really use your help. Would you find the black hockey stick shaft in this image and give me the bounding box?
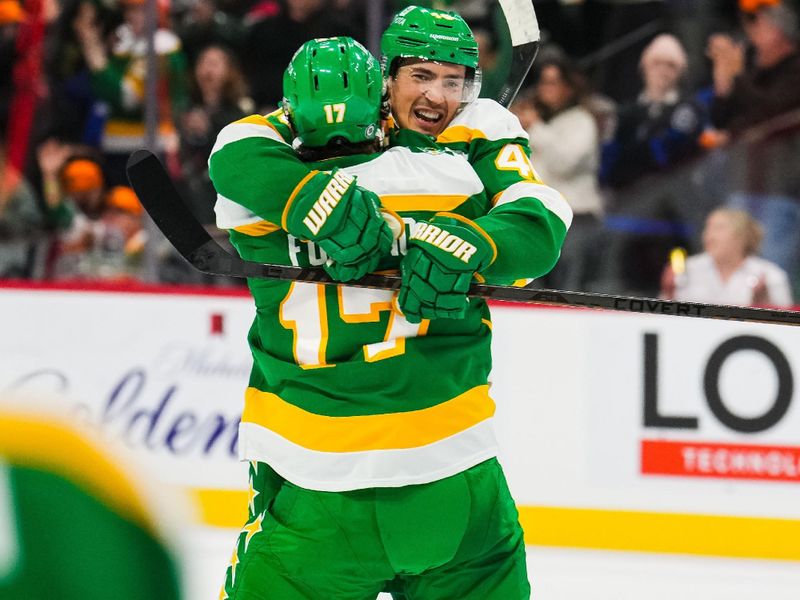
[495,0,540,107]
[126,150,800,327]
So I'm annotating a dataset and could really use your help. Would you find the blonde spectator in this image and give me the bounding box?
[661,208,793,307]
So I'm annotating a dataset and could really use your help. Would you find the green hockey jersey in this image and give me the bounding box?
[0,412,181,600]
[209,99,572,491]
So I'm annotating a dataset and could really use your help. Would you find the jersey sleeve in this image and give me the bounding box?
[208,110,329,233]
[476,178,572,285]
[438,99,573,284]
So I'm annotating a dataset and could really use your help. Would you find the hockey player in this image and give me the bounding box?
[0,409,182,599]
[213,35,570,600]
[379,4,574,321]
[210,5,572,321]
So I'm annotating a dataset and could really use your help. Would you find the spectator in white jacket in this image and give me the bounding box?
[661,208,793,307]
[514,54,605,291]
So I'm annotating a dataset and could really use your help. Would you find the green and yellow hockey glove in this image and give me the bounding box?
[283,169,394,281]
[398,213,496,323]
[324,208,405,281]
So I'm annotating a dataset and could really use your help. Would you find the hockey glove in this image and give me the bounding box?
[398,214,496,323]
[284,169,394,281]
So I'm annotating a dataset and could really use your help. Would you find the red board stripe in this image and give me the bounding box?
[641,439,800,482]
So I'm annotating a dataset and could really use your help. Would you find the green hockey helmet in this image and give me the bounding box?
[380,5,481,103]
[283,37,383,149]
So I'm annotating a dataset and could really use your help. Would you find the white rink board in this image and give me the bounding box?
[490,305,800,517]
[0,285,252,489]
[1,284,799,599]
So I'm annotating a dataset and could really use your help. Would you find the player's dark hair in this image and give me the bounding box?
[295,137,380,162]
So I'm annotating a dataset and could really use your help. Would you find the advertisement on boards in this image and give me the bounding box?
[1,284,799,564]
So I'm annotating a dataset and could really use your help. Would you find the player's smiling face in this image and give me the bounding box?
[389,60,467,137]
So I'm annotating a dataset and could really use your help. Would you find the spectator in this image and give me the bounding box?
[44,148,107,223]
[707,0,800,286]
[241,0,358,111]
[37,0,108,146]
[708,0,800,134]
[39,143,209,285]
[73,0,189,185]
[178,43,251,226]
[661,208,793,307]
[0,139,46,278]
[38,150,108,278]
[594,34,707,296]
[515,54,604,291]
[601,33,706,188]
[95,184,147,278]
[51,181,147,282]
[36,138,90,272]
[175,0,245,65]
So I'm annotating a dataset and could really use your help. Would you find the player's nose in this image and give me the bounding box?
[422,84,446,104]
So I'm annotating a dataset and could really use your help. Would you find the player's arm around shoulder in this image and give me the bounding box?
[438,99,574,283]
[209,110,323,226]
[439,98,530,150]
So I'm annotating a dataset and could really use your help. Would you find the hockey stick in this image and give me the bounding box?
[127,150,800,327]
[494,0,540,107]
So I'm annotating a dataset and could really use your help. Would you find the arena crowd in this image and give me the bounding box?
[1,0,798,307]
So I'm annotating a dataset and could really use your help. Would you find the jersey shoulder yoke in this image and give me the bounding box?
[438,98,529,144]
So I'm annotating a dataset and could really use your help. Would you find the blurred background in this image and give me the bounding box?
[1,0,799,307]
[2,1,800,599]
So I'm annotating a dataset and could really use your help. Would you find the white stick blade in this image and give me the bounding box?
[497,0,540,46]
